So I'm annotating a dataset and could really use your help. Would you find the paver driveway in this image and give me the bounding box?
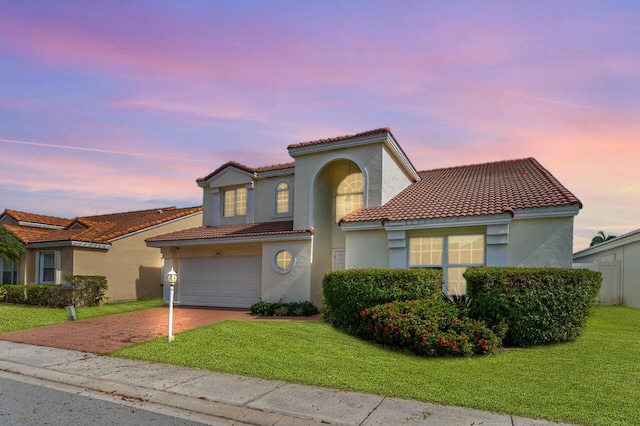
[0,307,321,354]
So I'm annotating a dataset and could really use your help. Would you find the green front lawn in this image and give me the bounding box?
[0,299,164,333]
[113,306,640,426]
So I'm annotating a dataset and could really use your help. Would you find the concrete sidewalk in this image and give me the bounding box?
[0,341,573,426]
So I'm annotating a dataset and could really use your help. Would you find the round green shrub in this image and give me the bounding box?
[322,268,443,334]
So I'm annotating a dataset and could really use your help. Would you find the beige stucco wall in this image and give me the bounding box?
[202,188,213,226]
[508,217,574,267]
[201,169,254,227]
[292,143,413,305]
[69,213,202,302]
[253,175,295,223]
[261,240,312,303]
[381,146,414,205]
[345,229,389,268]
[20,247,73,284]
[293,144,388,230]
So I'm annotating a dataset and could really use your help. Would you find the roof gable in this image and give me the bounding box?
[342,158,582,224]
[197,161,295,187]
[287,128,420,182]
[1,209,71,229]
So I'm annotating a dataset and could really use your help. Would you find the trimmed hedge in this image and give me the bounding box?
[359,298,504,356]
[323,268,443,334]
[0,275,107,308]
[465,267,601,347]
[251,300,319,317]
[64,275,108,307]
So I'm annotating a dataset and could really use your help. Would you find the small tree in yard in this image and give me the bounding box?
[0,227,24,263]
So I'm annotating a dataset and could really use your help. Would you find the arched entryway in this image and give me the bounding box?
[309,159,365,303]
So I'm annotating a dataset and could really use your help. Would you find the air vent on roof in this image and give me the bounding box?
[157,209,163,214]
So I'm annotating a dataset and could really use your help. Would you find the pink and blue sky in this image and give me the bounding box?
[1,1,638,251]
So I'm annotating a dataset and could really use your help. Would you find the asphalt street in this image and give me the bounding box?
[0,376,210,426]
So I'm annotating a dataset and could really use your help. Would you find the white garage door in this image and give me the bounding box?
[178,256,261,308]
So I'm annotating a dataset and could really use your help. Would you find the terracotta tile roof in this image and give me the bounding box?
[287,128,391,150]
[2,209,71,228]
[1,224,57,245]
[2,206,202,246]
[197,161,295,183]
[342,158,582,223]
[146,221,312,243]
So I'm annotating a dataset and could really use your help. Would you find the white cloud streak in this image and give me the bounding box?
[0,138,211,163]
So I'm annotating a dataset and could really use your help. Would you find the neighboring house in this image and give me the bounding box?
[573,229,640,308]
[0,206,202,302]
[147,128,582,309]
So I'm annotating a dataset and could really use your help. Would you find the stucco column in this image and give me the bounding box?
[211,188,221,226]
[245,182,255,223]
[161,248,175,303]
[387,230,407,268]
[486,224,509,266]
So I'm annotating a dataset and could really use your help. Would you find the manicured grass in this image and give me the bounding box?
[0,299,164,333]
[113,306,640,426]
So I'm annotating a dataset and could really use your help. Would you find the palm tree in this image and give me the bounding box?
[0,227,24,263]
[590,230,617,247]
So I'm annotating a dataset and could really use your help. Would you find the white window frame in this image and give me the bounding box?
[223,187,247,217]
[409,235,485,295]
[1,258,18,284]
[335,172,364,223]
[273,179,293,217]
[35,250,61,284]
[332,249,345,270]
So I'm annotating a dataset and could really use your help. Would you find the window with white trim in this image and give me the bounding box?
[409,234,485,295]
[38,251,59,284]
[335,172,363,222]
[223,187,247,217]
[1,258,18,284]
[275,181,290,215]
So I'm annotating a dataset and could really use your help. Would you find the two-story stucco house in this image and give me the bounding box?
[147,128,582,308]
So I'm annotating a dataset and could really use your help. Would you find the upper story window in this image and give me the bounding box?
[335,172,363,222]
[275,182,290,215]
[409,234,485,295]
[224,187,247,217]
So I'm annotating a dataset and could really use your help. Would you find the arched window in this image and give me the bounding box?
[275,181,290,215]
[335,172,363,222]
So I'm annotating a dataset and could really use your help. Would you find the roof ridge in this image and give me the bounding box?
[418,157,536,174]
[198,161,295,183]
[80,206,180,220]
[287,128,390,150]
[3,209,71,222]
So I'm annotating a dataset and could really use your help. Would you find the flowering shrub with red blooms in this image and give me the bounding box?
[359,299,504,356]
[323,269,443,334]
